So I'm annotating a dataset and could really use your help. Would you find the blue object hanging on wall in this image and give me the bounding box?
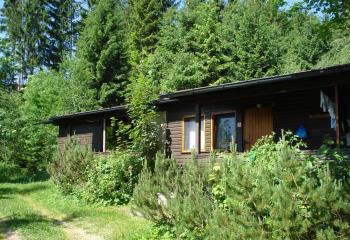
[296,123,308,140]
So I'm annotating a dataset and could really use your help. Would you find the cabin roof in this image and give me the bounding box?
[46,105,126,125]
[159,63,350,100]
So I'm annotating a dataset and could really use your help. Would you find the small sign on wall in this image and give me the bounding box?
[237,122,242,128]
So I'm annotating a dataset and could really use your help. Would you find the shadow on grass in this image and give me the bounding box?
[0,163,49,184]
[0,213,79,235]
[0,214,51,231]
[0,183,49,199]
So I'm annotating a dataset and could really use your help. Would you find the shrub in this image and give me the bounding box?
[206,133,350,239]
[0,161,49,183]
[48,137,93,194]
[133,153,213,238]
[82,151,143,205]
[134,133,350,239]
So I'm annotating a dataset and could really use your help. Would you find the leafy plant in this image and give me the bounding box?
[48,137,93,194]
[82,151,143,205]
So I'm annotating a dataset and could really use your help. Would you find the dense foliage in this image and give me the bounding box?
[133,134,350,239]
[49,138,94,194]
[49,137,143,205]
[82,151,143,205]
[0,1,348,237]
[77,0,130,106]
[0,0,349,169]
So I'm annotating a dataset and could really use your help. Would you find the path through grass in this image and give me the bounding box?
[0,166,151,240]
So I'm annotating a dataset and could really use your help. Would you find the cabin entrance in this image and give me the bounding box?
[243,106,273,151]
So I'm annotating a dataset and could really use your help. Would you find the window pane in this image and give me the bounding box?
[214,113,236,150]
[184,116,205,151]
[184,118,196,150]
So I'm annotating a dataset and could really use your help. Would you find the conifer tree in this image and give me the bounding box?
[126,0,175,161]
[128,0,174,64]
[220,0,283,82]
[45,0,80,69]
[280,5,329,73]
[1,0,46,87]
[0,0,81,85]
[77,0,129,106]
[152,0,231,92]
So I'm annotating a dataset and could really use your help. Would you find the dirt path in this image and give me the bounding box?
[20,195,103,240]
[0,221,21,240]
[3,230,21,240]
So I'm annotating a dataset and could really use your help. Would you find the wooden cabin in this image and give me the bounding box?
[48,64,350,160]
[47,106,127,152]
[157,64,350,163]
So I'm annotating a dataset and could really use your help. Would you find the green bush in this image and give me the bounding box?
[134,133,350,239]
[49,138,143,205]
[0,161,48,183]
[207,134,350,239]
[48,138,94,194]
[133,153,213,238]
[82,151,143,205]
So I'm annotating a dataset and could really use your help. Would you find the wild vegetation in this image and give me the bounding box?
[1,0,349,170]
[0,0,350,239]
[133,133,350,239]
[0,163,151,240]
[49,138,143,205]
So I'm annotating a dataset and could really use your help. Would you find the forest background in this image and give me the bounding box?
[0,0,349,169]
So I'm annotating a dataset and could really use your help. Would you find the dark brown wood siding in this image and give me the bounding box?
[166,104,243,163]
[166,88,337,163]
[58,121,103,152]
[58,124,70,150]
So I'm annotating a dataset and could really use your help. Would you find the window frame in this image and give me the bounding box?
[210,111,237,151]
[182,114,206,153]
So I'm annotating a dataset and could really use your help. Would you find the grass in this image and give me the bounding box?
[0,163,152,240]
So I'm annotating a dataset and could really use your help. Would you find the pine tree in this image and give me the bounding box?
[128,0,174,64]
[220,0,283,82]
[77,0,129,106]
[280,4,329,73]
[45,0,80,70]
[148,0,231,92]
[1,0,45,87]
[0,0,81,86]
[0,38,17,90]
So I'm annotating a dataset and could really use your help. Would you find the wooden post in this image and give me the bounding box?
[102,118,106,152]
[335,84,340,145]
[195,104,201,154]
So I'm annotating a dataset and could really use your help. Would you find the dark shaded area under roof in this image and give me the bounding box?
[159,63,350,100]
[47,105,126,125]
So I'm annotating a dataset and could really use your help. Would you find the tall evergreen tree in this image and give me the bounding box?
[1,0,46,87]
[150,0,231,91]
[45,0,80,70]
[0,38,17,90]
[220,0,283,82]
[128,0,175,64]
[77,0,129,107]
[0,0,81,86]
[280,4,329,73]
[125,0,175,161]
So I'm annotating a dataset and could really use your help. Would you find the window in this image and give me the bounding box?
[212,112,236,150]
[183,116,205,152]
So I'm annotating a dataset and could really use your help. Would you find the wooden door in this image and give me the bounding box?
[243,106,273,151]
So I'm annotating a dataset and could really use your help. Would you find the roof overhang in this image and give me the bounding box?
[46,105,127,125]
[159,63,350,100]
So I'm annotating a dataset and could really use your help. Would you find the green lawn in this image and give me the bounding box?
[0,167,152,240]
